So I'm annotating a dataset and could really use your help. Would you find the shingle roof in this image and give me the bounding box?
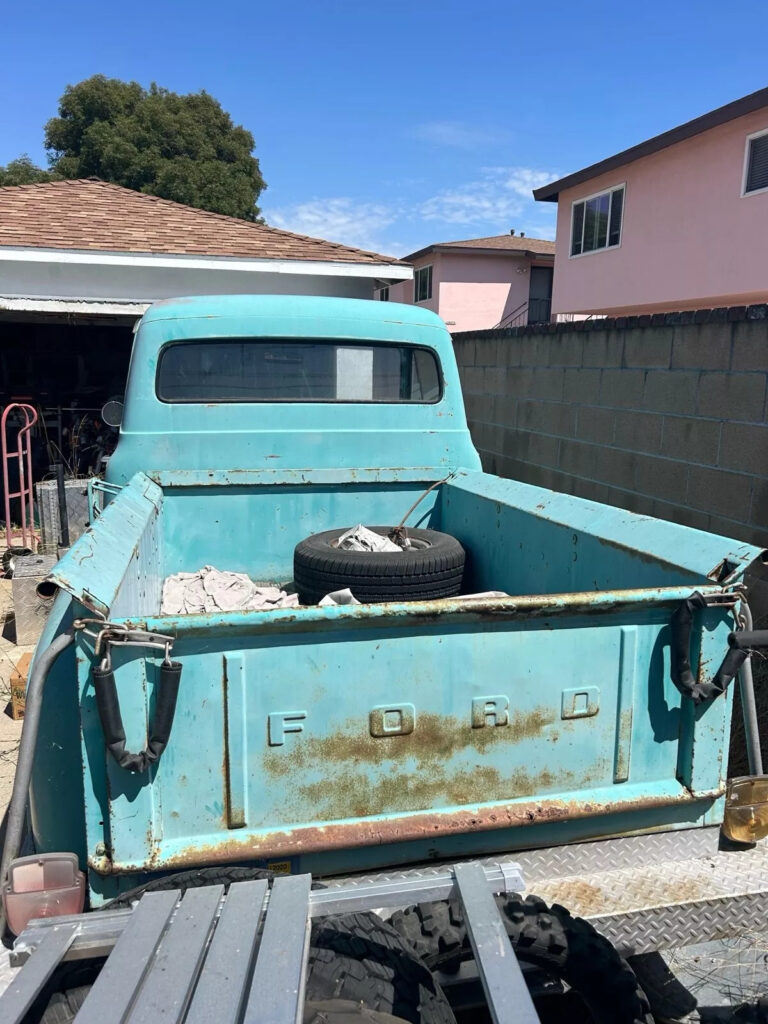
[0,179,404,265]
[404,233,555,261]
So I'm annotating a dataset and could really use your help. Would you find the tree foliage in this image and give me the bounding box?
[0,155,55,186]
[2,75,266,219]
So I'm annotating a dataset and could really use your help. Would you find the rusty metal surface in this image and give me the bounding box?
[88,782,723,875]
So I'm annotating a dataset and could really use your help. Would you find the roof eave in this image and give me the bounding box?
[0,246,413,280]
[402,243,554,261]
[533,84,768,202]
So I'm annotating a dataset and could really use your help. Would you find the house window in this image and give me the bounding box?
[378,286,389,301]
[743,129,768,195]
[570,185,624,256]
[414,265,433,302]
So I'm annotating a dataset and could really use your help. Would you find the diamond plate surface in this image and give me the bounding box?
[529,841,768,953]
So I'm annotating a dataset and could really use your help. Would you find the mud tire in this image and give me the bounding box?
[390,894,653,1024]
[304,1001,411,1024]
[102,865,275,910]
[294,527,465,604]
[307,912,456,1024]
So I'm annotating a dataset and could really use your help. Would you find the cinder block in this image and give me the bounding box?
[600,369,646,409]
[749,478,768,529]
[718,421,768,475]
[671,323,732,370]
[517,399,573,437]
[453,339,476,367]
[564,368,601,405]
[491,393,516,426]
[483,366,507,393]
[575,406,615,444]
[506,367,535,398]
[661,415,721,465]
[475,338,500,366]
[731,321,768,372]
[706,513,753,545]
[582,330,623,368]
[634,454,689,503]
[460,366,484,393]
[623,328,672,369]
[497,338,522,369]
[528,367,564,402]
[547,335,582,368]
[651,499,712,534]
[698,372,766,422]
[686,465,753,518]
[613,411,663,454]
[644,370,698,414]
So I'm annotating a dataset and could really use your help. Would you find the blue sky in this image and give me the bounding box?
[2,1,767,258]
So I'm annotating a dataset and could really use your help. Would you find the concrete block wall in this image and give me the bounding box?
[454,303,768,554]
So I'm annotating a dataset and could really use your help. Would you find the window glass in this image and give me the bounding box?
[745,133,768,193]
[414,265,433,302]
[571,202,585,255]
[570,185,624,255]
[156,340,442,403]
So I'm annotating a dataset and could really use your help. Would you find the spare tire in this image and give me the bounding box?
[294,527,465,605]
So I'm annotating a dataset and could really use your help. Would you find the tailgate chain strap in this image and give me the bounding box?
[82,624,183,774]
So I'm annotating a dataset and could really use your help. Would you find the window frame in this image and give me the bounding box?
[154,338,444,405]
[413,264,433,303]
[569,183,626,259]
[741,127,768,198]
[378,286,389,301]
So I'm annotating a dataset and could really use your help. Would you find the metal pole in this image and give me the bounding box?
[55,461,70,548]
[738,599,764,776]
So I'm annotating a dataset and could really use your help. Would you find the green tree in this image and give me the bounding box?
[43,75,266,220]
[0,155,55,186]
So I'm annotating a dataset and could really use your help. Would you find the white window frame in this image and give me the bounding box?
[569,182,625,259]
[378,286,389,301]
[414,264,433,303]
[741,127,768,197]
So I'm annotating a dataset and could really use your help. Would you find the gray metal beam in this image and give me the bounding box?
[244,874,312,1024]
[454,862,540,1024]
[185,879,269,1024]
[74,890,178,1024]
[0,923,77,1024]
[125,885,223,1024]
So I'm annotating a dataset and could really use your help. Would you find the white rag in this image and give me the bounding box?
[161,566,300,615]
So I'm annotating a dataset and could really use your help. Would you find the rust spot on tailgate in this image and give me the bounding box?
[92,786,723,876]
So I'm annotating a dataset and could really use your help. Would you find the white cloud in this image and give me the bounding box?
[410,121,506,149]
[419,166,556,232]
[266,198,400,255]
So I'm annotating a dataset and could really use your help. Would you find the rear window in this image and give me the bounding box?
[156,340,442,403]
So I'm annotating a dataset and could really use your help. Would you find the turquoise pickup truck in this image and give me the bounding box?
[3,295,767,1024]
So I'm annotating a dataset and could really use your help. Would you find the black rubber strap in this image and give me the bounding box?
[671,597,768,704]
[669,591,715,702]
[93,661,182,773]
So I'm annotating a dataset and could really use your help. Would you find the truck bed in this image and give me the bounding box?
[40,466,764,900]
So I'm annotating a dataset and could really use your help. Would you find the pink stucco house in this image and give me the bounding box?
[535,86,768,317]
[384,233,556,332]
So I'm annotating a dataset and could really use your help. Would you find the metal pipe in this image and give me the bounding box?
[0,630,74,936]
[737,600,764,776]
[55,462,70,548]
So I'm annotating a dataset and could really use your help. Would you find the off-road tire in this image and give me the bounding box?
[304,1001,410,1024]
[390,894,653,1024]
[102,865,275,910]
[307,912,456,1024]
[294,527,465,604]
